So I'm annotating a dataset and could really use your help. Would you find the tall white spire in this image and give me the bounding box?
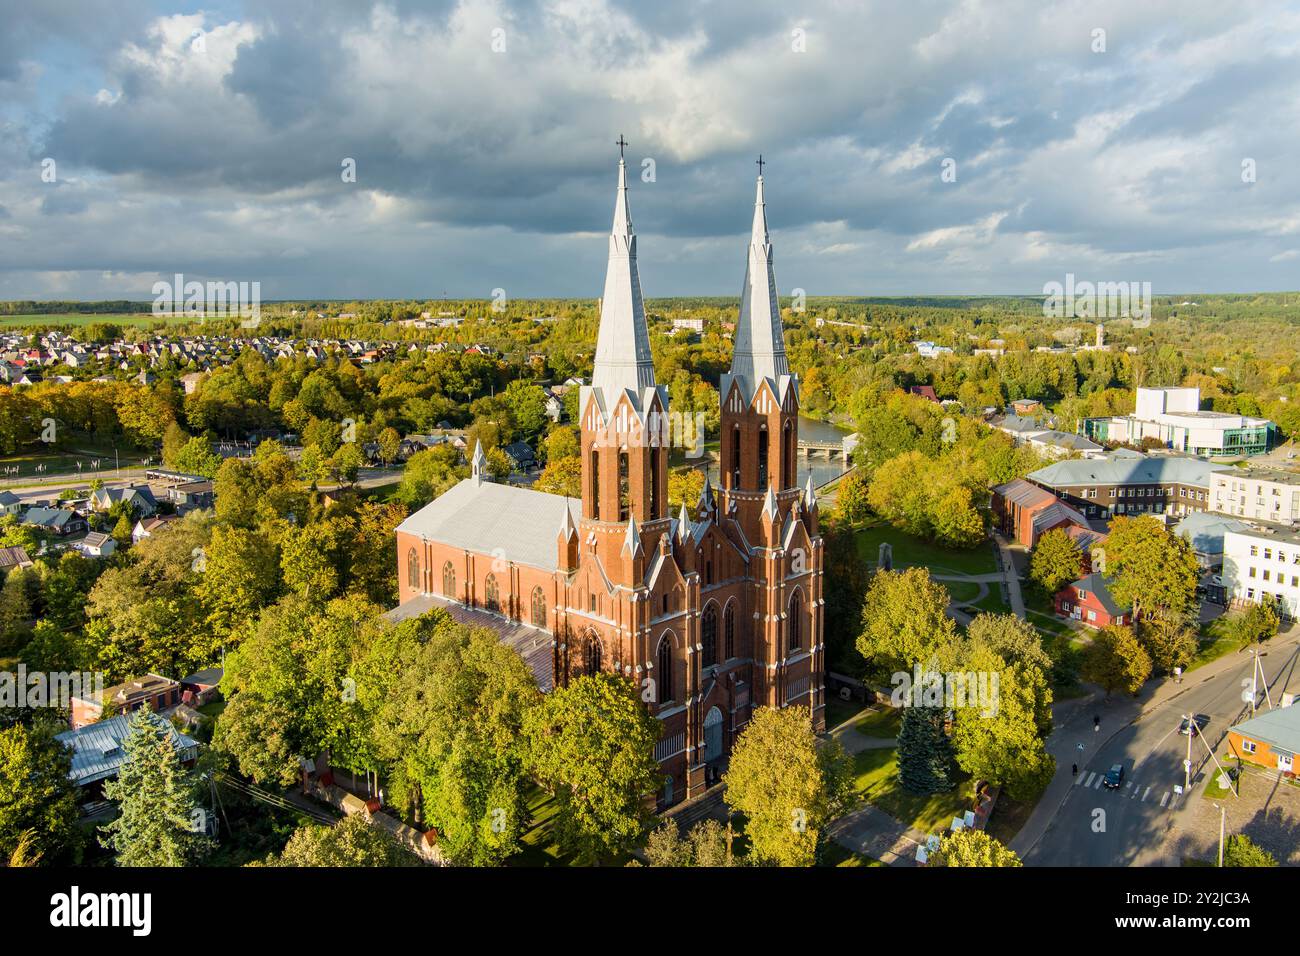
[591,144,656,403]
[729,165,789,393]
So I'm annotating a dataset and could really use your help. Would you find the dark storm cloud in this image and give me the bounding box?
[2,0,1298,298]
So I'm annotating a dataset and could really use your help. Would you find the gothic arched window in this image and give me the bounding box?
[584,632,603,675]
[657,636,673,704]
[788,590,803,651]
[531,586,547,628]
[406,547,420,591]
[731,427,741,489]
[485,573,500,613]
[590,448,600,520]
[783,420,794,488]
[757,428,769,488]
[649,450,659,520]
[724,603,736,660]
[618,451,630,522]
[441,561,455,598]
[701,606,718,668]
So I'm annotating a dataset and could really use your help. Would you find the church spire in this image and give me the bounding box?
[592,143,656,403]
[729,164,789,393]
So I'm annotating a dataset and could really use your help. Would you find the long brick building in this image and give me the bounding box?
[390,154,825,806]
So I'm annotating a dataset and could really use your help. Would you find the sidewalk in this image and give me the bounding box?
[991,532,1026,619]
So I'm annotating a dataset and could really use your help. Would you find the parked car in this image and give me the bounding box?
[1103,763,1124,789]
[1179,714,1211,736]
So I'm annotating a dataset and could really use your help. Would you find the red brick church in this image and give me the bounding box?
[390,152,825,806]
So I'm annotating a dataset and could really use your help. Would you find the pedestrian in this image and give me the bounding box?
[1072,763,1078,776]
[1093,714,1100,732]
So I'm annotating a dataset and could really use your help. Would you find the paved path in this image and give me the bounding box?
[991,531,1026,619]
[827,803,925,866]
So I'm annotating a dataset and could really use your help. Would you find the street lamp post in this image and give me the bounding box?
[1213,803,1226,867]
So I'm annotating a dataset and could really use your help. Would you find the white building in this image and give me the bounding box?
[1209,467,1300,524]
[1223,525,1300,618]
[1084,387,1276,457]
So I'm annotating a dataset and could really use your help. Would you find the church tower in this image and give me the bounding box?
[719,163,801,541]
[718,163,823,723]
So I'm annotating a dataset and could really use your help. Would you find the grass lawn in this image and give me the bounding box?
[510,783,640,867]
[0,313,184,329]
[849,707,903,739]
[819,841,885,867]
[1189,616,1242,672]
[971,590,1010,615]
[850,746,973,835]
[853,521,998,577]
[983,791,1040,846]
[942,580,982,605]
[825,695,869,731]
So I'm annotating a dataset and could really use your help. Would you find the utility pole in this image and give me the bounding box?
[1214,803,1226,866]
[1184,713,1193,793]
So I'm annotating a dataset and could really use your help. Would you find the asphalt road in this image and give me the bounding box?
[1025,636,1300,866]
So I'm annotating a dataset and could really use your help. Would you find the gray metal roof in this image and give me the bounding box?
[395,478,580,573]
[56,713,199,786]
[1230,704,1300,755]
[383,592,554,692]
[1030,455,1216,488]
[1174,512,1250,554]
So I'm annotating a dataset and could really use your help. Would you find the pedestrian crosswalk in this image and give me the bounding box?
[1073,771,1178,810]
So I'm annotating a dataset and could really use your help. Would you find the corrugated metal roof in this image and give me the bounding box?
[56,714,199,786]
[395,478,580,573]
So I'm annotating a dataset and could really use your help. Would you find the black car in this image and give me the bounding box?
[1179,714,1211,736]
[1102,764,1124,789]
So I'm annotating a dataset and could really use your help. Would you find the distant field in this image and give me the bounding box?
[0,313,190,329]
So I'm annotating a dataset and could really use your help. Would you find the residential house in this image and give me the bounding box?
[1055,572,1130,628]
[0,490,21,516]
[22,507,88,537]
[502,441,537,472]
[131,515,176,543]
[0,546,33,574]
[1227,704,1300,775]
[71,673,182,729]
[75,532,116,558]
[180,667,223,706]
[57,714,199,792]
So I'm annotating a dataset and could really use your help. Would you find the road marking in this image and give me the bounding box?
[1093,776,1103,790]
[1160,791,1169,807]
[1131,786,1140,799]
[1143,787,1151,801]
[1083,771,1096,788]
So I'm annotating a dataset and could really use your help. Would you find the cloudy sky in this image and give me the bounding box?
[1,0,1298,301]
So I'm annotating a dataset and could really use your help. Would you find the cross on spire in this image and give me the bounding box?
[756,154,765,176]
[616,134,628,159]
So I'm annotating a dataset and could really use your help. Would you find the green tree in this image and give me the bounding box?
[212,693,301,787]
[265,814,420,867]
[1081,624,1152,696]
[897,705,957,795]
[395,446,462,509]
[173,435,222,479]
[834,469,870,525]
[502,380,549,439]
[1029,528,1084,596]
[1103,516,1200,623]
[1234,602,1280,648]
[376,426,402,466]
[100,710,209,866]
[857,567,959,677]
[643,818,733,867]
[0,720,81,863]
[929,828,1021,867]
[543,425,579,463]
[1223,833,1277,867]
[723,706,853,866]
[534,456,582,498]
[523,674,661,864]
